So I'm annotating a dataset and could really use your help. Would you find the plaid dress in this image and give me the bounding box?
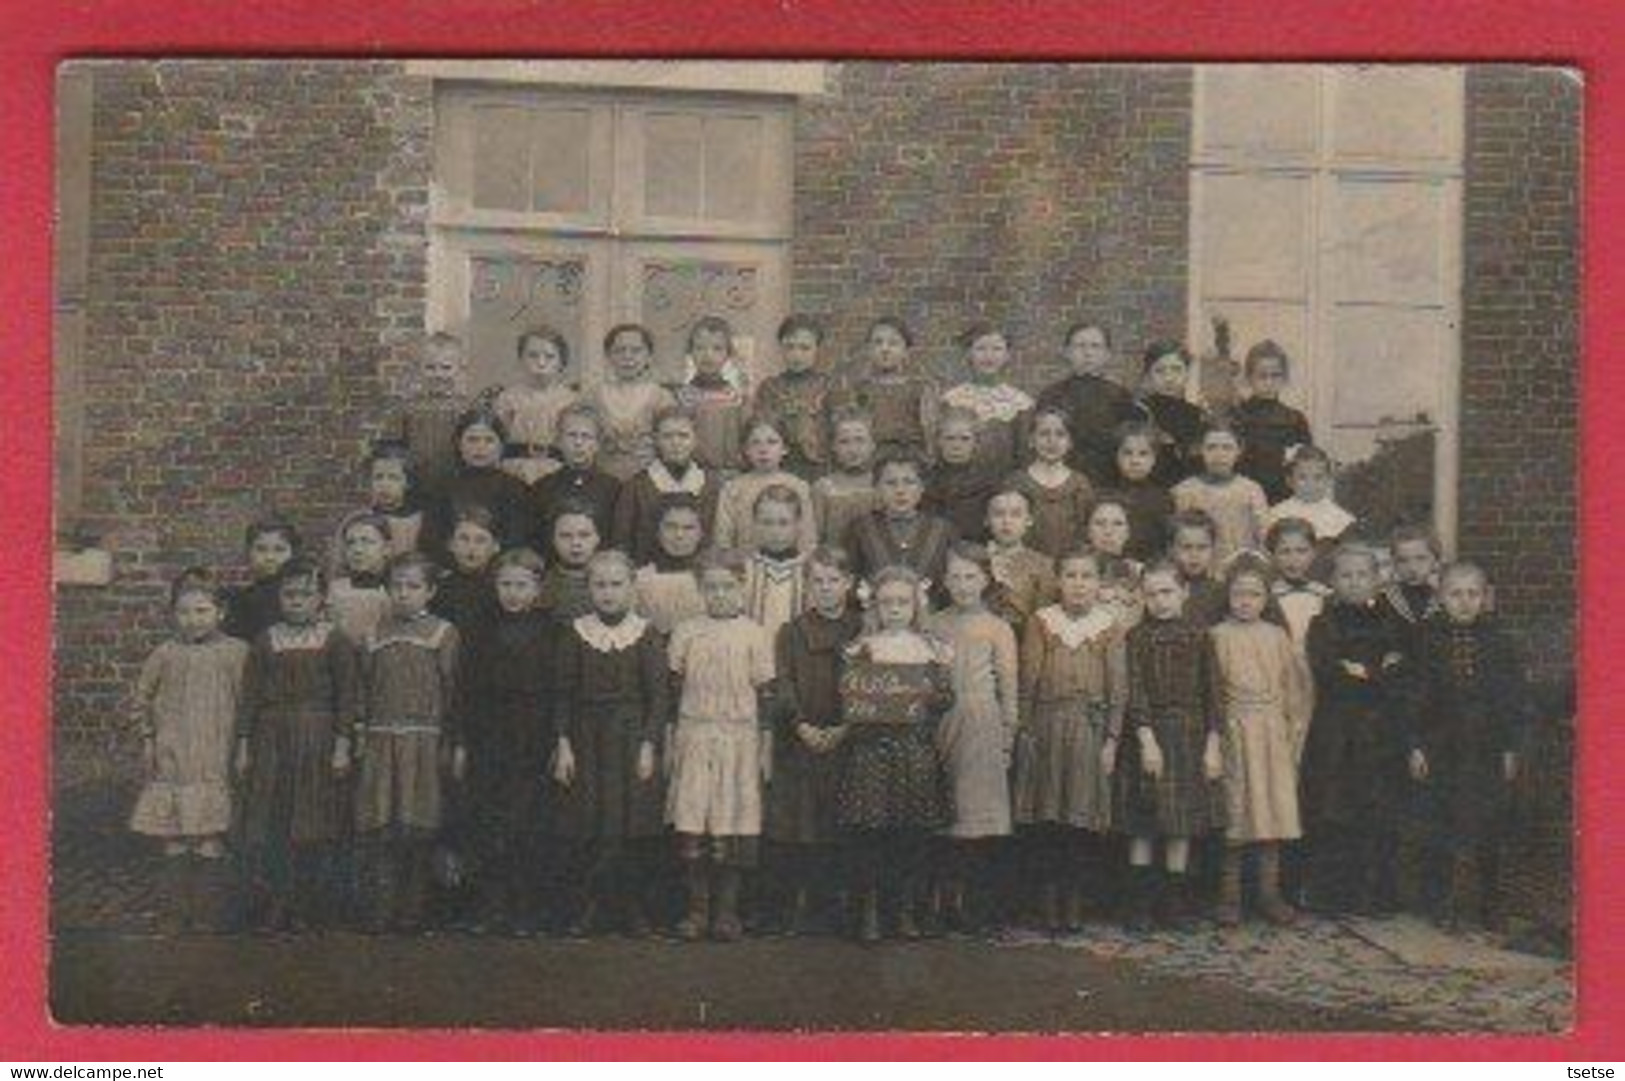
[1114,616,1224,838]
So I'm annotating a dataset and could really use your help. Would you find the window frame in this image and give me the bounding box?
[1187,64,1465,551]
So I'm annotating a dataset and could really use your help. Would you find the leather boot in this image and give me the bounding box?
[1123,865,1155,931]
[1256,843,1298,925]
[712,867,743,942]
[675,862,710,941]
[1215,848,1244,927]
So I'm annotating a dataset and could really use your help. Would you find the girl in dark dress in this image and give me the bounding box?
[538,500,601,622]
[837,565,954,943]
[457,547,554,933]
[611,406,722,566]
[424,406,534,562]
[550,549,670,936]
[532,401,621,546]
[1134,340,1207,489]
[222,516,301,643]
[766,545,863,934]
[1302,544,1410,916]
[922,407,1002,543]
[1232,340,1314,504]
[429,504,501,637]
[1108,422,1176,563]
[234,558,360,930]
[1405,562,1531,930]
[1112,561,1225,928]
[843,450,957,610]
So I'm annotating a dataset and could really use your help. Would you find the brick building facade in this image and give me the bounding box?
[53,61,1578,742]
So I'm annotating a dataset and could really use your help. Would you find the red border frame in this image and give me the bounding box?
[1,0,1618,1060]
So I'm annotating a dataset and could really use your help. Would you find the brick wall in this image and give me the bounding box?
[791,63,1192,388]
[1458,67,1581,686]
[54,60,432,739]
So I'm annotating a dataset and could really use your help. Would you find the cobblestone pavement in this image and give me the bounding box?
[51,814,1570,1033]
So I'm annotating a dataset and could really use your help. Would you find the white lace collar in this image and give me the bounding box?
[574,612,650,653]
[1036,604,1116,649]
[648,459,708,495]
[943,382,1035,422]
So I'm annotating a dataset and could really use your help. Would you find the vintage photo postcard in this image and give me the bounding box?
[47,58,1576,1035]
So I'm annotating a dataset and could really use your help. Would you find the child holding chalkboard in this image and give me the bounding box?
[836,565,955,943]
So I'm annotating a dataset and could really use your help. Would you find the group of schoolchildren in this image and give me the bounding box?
[126,313,1535,944]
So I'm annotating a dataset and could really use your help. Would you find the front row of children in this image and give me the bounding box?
[131,483,1530,941]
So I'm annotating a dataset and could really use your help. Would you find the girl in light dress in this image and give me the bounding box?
[328,511,394,646]
[667,549,777,942]
[939,323,1035,475]
[927,543,1020,932]
[588,323,678,482]
[1005,408,1096,561]
[1172,422,1270,567]
[1012,548,1128,932]
[811,407,879,546]
[1262,445,1357,579]
[130,571,249,865]
[493,325,579,485]
[713,414,818,555]
[1210,557,1312,927]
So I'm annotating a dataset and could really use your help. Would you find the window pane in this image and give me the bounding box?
[704,114,763,221]
[1329,306,1444,533]
[1330,66,1462,167]
[644,112,704,218]
[1197,172,1312,301]
[471,104,533,211]
[530,107,593,214]
[1198,65,1319,158]
[1332,178,1447,306]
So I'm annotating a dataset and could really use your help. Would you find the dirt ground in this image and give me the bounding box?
[50,930,1395,1032]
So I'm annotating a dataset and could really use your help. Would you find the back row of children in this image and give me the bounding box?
[128,313,1534,942]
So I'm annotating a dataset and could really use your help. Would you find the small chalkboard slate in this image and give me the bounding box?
[840,662,936,726]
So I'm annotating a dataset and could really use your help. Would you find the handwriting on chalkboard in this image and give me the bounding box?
[841,664,936,726]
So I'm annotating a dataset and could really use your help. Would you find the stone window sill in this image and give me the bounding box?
[54,546,113,587]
